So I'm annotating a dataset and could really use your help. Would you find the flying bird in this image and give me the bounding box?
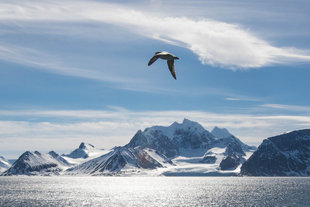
[148,51,179,80]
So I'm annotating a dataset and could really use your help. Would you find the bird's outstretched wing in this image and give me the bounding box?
[148,55,159,66]
[167,60,177,80]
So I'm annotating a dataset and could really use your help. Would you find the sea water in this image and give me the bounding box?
[0,177,309,207]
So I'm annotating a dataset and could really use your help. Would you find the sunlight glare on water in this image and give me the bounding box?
[0,177,310,207]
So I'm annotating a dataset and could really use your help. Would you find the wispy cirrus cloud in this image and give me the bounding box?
[0,0,309,69]
[0,43,142,84]
[261,103,310,112]
[224,96,262,102]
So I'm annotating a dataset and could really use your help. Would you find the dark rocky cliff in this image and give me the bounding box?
[241,129,310,176]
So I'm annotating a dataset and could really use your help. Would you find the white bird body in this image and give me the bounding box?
[148,51,179,79]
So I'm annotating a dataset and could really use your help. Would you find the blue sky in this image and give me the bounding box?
[1,0,310,158]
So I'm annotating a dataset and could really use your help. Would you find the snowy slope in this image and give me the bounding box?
[63,142,102,159]
[62,142,109,166]
[0,155,11,173]
[160,148,230,176]
[159,145,254,176]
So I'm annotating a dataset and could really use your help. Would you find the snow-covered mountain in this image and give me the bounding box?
[2,151,71,176]
[241,129,310,176]
[1,119,257,176]
[66,147,170,175]
[1,142,109,176]
[67,119,256,176]
[0,155,11,173]
[62,142,109,166]
[63,142,98,159]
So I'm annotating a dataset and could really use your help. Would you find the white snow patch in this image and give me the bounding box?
[0,155,11,172]
[62,149,111,166]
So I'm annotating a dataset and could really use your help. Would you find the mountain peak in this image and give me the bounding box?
[63,142,99,159]
[143,118,207,140]
[182,118,200,125]
[211,126,232,139]
[173,118,206,132]
[79,142,94,149]
[183,118,192,123]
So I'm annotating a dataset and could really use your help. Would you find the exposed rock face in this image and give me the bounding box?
[219,141,246,170]
[174,128,215,150]
[126,130,179,158]
[220,155,241,170]
[241,129,310,176]
[225,141,246,157]
[213,135,256,152]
